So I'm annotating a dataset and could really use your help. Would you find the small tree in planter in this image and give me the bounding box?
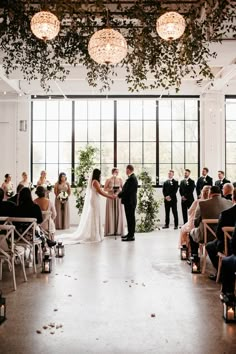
[73,145,98,215]
[136,170,162,232]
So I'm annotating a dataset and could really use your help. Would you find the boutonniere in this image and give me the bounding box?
[170,181,173,185]
[186,181,189,186]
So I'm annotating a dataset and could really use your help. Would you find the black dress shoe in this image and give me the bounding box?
[162,225,169,229]
[208,274,217,281]
[47,239,56,248]
[121,234,129,239]
[174,226,178,230]
[122,237,135,242]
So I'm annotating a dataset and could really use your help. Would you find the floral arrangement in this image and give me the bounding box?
[136,171,162,232]
[57,191,69,204]
[6,189,14,198]
[42,183,52,192]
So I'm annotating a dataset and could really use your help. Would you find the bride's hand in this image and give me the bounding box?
[110,194,117,199]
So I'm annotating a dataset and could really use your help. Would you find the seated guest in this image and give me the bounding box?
[222,182,234,201]
[16,187,43,224]
[179,185,210,248]
[206,188,236,280]
[34,186,57,238]
[8,184,24,205]
[215,170,230,194]
[221,224,236,297]
[189,186,232,259]
[196,167,213,198]
[0,187,16,217]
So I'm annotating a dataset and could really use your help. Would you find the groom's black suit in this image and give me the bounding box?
[118,173,138,238]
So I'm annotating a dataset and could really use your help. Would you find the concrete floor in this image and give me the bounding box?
[0,228,236,354]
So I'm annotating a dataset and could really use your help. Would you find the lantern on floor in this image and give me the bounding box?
[56,241,65,258]
[42,254,52,273]
[180,245,188,260]
[0,291,6,325]
[191,255,201,273]
[223,298,236,323]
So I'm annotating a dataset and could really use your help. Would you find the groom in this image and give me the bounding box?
[118,164,138,242]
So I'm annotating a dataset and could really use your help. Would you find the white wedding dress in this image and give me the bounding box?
[56,175,104,244]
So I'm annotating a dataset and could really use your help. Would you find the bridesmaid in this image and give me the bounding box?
[1,173,14,200]
[18,171,32,189]
[104,168,125,236]
[54,172,71,230]
[37,170,52,197]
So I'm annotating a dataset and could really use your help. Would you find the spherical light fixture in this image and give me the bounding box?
[30,11,60,41]
[156,11,186,41]
[88,28,127,65]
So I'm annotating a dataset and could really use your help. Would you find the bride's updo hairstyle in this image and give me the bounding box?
[92,169,101,182]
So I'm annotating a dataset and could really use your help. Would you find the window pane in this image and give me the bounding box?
[117,142,129,162]
[33,101,46,120]
[130,121,142,141]
[75,101,87,120]
[159,142,171,163]
[59,121,72,141]
[117,100,129,120]
[117,121,129,141]
[226,102,236,120]
[185,121,198,142]
[172,100,184,120]
[46,121,58,141]
[75,121,87,141]
[226,143,236,163]
[101,100,114,120]
[144,122,156,141]
[46,101,59,120]
[46,143,58,163]
[59,143,71,163]
[185,142,198,163]
[143,164,156,182]
[101,121,113,141]
[130,100,142,120]
[172,121,184,141]
[143,100,156,120]
[59,101,72,120]
[116,164,129,181]
[88,121,100,141]
[159,121,171,141]
[185,100,198,120]
[32,164,45,184]
[88,100,100,120]
[172,142,184,163]
[226,165,236,182]
[172,164,185,179]
[226,121,236,142]
[159,164,171,184]
[45,164,58,183]
[33,143,45,163]
[101,142,113,163]
[144,142,156,163]
[159,100,171,120]
[33,121,45,141]
[130,142,142,163]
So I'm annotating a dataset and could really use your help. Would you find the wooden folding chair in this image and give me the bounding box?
[217,226,234,283]
[201,219,219,274]
[0,225,27,291]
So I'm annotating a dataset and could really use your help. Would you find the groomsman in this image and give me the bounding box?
[196,167,213,198]
[179,169,195,224]
[162,170,179,230]
[215,170,230,194]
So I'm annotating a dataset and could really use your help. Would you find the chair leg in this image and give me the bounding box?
[201,249,207,274]
[216,257,223,283]
[21,255,28,282]
[0,259,3,280]
[33,245,37,273]
[12,256,17,291]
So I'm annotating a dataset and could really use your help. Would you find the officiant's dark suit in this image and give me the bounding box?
[162,170,179,229]
[118,166,138,240]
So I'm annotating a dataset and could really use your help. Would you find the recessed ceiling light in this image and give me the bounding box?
[3,91,6,95]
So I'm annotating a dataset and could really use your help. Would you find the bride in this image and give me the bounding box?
[56,168,116,244]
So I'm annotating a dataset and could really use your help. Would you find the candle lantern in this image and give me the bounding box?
[223,298,236,323]
[180,245,188,260]
[56,241,65,258]
[191,255,201,273]
[42,254,52,273]
[0,291,6,325]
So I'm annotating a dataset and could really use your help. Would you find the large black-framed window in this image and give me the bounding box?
[31,96,200,185]
[225,96,236,182]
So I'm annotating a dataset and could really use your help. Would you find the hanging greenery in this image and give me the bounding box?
[136,171,162,232]
[73,145,98,215]
[0,0,235,92]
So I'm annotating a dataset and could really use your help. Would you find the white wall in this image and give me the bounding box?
[0,92,230,227]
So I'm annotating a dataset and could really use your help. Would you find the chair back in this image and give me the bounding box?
[5,217,37,247]
[222,226,234,256]
[0,225,15,258]
[202,219,219,244]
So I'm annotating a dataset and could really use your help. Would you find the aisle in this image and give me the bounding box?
[1,229,236,354]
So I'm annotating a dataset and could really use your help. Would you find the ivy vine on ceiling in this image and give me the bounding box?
[0,0,235,92]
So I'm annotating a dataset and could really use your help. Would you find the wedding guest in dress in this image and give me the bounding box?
[1,173,14,200]
[162,170,179,230]
[104,168,125,236]
[37,170,52,197]
[179,169,195,224]
[18,171,33,189]
[0,188,16,217]
[34,186,57,238]
[16,187,43,224]
[54,172,71,230]
[118,165,138,242]
[196,167,213,198]
[8,183,24,205]
[179,185,210,248]
[215,170,230,194]
[222,182,234,201]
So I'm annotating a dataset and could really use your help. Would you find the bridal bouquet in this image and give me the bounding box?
[57,191,69,204]
[6,189,14,197]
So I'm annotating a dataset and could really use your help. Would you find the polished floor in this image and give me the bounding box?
[1,228,236,354]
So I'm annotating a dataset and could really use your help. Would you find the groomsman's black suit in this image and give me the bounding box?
[196,175,213,197]
[179,178,195,224]
[215,178,230,194]
[162,179,179,228]
[118,173,138,238]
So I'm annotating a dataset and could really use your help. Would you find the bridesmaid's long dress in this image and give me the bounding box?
[55,183,70,230]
